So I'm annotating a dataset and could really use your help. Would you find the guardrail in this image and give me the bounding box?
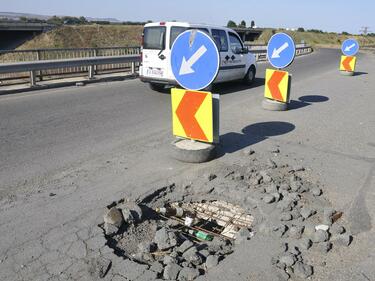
[0,46,141,85]
[0,44,312,87]
[0,55,140,86]
[247,44,313,61]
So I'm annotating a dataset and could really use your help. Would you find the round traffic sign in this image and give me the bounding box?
[341,39,359,56]
[267,33,296,69]
[170,30,219,91]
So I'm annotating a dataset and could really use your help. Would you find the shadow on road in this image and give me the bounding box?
[354,72,368,76]
[216,121,295,157]
[214,78,265,95]
[288,95,329,111]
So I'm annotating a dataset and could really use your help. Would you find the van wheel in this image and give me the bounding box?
[149,83,165,92]
[243,66,256,85]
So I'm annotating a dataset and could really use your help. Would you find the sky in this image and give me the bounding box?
[1,0,373,34]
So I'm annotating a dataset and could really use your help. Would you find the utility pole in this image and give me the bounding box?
[360,26,370,35]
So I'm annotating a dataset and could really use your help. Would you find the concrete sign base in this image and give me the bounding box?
[262,98,288,111]
[340,71,354,76]
[171,139,216,163]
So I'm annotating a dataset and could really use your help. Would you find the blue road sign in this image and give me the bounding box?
[267,33,296,69]
[341,39,359,56]
[171,30,219,91]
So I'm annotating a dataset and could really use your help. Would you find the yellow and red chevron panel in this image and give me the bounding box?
[340,56,356,72]
[171,88,214,143]
[264,69,290,103]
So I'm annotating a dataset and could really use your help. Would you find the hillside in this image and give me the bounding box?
[18,25,143,49]
[16,25,375,50]
[254,29,375,47]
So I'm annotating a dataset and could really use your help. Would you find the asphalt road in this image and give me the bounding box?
[0,48,374,280]
[0,48,340,190]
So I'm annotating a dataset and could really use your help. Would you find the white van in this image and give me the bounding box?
[139,21,257,91]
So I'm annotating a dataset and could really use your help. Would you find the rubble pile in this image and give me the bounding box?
[99,148,353,280]
[102,200,252,280]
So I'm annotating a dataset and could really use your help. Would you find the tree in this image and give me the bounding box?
[227,20,237,28]
[341,31,350,35]
[297,27,305,32]
[239,20,246,28]
[250,20,255,28]
[79,16,88,24]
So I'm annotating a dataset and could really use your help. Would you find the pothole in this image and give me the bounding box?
[97,150,353,281]
[104,198,254,280]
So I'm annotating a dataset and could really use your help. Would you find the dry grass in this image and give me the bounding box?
[253,29,375,48]
[18,25,143,49]
[17,25,375,50]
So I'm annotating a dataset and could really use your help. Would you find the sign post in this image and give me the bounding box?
[340,39,359,76]
[262,33,295,111]
[170,30,220,163]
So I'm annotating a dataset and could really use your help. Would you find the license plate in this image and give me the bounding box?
[146,68,163,77]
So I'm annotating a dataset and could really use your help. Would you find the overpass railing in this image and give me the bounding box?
[0,44,312,87]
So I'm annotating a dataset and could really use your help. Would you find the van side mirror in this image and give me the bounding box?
[234,46,242,54]
[241,47,249,54]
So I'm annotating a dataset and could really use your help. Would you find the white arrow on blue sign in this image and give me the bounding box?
[341,39,359,56]
[267,33,296,69]
[171,30,220,91]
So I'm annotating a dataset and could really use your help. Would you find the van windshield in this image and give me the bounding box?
[143,26,166,50]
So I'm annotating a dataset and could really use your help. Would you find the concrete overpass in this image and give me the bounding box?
[0,22,55,50]
[0,22,55,32]
[233,27,264,42]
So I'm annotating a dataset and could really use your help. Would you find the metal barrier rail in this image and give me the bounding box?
[0,55,141,86]
[0,44,313,87]
[0,46,141,84]
[248,45,313,61]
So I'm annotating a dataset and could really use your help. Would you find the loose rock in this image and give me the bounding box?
[288,225,304,239]
[104,222,119,236]
[178,240,194,253]
[300,207,316,220]
[279,254,296,267]
[335,234,352,247]
[178,267,200,281]
[243,148,255,155]
[312,230,329,243]
[154,227,173,250]
[311,187,322,196]
[317,242,332,253]
[280,213,293,222]
[330,225,345,235]
[263,194,276,204]
[299,238,312,250]
[293,262,313,279]
[163,263,182,280]
[205,255,219,269]
[104,207,124,227]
